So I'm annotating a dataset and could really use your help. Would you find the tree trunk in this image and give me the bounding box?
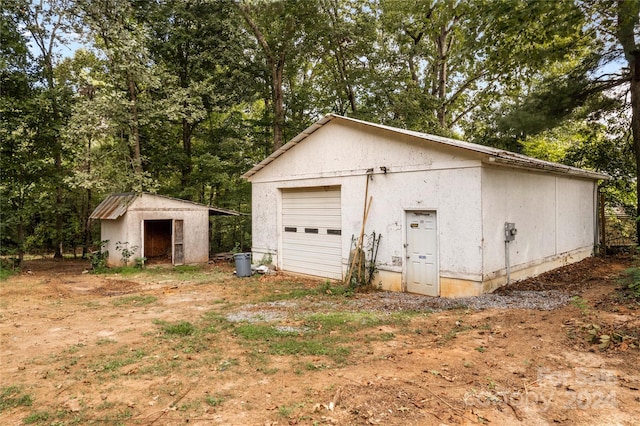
[272,58,286,151]
[128,73,143,177]
[54,153,64,259]
[436,26,448,128]
[83,188,92,258]
[17,218,24,266]
[631,50,640,244]
[237,3,287,152]
[45,56,64,260]
[615,0,640,244]
[181,117,193,191]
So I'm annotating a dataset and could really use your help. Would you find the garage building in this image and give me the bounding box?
[243,114,608,297]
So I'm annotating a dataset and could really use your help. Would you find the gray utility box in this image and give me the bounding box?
[504,222,517,242]
[234,253,252,277]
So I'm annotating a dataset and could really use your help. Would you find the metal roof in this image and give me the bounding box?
[241,114,610,181]
[89,192,242,220]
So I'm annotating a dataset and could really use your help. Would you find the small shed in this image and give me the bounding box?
[90,192,239,267]
[243,114,609,298]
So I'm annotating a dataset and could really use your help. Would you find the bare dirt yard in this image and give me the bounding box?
[1,254,639,425]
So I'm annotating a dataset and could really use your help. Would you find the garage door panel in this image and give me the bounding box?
[283,242,342,255]
[281,187,342,279]
[283,214,341,225]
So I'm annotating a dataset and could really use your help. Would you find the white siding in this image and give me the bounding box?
[481,167,596,280]
[248,118,601,295]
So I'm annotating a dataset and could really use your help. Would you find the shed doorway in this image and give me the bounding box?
[143,220,172,264]
[405,211,439,296]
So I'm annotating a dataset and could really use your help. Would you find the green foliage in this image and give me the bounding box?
[0,255,19,280]
[3,0,637,255]
[23,411,50,424]
[621,267,640,297]
[115,241,139,266]
[0,385,33,411]
[205,394,225,408]
[155,320,196,336]
[134,257,147,269]
[89,240,109,272]
[112,295,157,307]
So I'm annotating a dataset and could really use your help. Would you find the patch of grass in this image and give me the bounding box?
[23,410,50,424]
[378,332,395,341]
[201,311,233,333]
[278,403,304,419]
[234,323,351,364]
[153,317,223,354]
[112,295,157,307]
[0,267,16,280]
[304,311,385,331]
[155,320,196,336]
[173,265,201,274]
[260,287,318,302]
[257,366,279,375]
[66,343,86,354]
[99,408,134,423]
[96,338,117,345]
[218,358,239,371]
[0,385,33,411]
[93,349,145,374]
[205,394,225,407]
[300,361,329,371]
[571,296,590,315]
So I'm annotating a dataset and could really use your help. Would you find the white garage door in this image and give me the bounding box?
[282,187,342,279]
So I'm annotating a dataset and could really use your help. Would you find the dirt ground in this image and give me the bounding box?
[1,254,639,425]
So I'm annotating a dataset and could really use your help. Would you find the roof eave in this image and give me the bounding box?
[485,156,610,180]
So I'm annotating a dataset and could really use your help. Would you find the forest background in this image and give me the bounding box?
[1,0,638,263]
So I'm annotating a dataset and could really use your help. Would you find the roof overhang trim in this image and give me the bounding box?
[241,114,610,181]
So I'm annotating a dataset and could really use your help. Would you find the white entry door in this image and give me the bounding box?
[406,211,438,296]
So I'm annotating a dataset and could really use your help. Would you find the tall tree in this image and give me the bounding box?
[77,0,157,190]
[142,0,249,198]
[613,0,640,242]
[376,0,592,137]
[1,3,37,262]
[237,0,320,151]
[10,0,75,258]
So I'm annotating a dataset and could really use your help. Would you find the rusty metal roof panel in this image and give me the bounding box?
[89,193,139,220]
[90,192,243,220]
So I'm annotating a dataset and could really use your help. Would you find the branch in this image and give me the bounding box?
[444,69,489,108]
[236,2,274,63]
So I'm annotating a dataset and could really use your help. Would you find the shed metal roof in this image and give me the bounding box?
[241,114,610,181]
[89,192,242,220]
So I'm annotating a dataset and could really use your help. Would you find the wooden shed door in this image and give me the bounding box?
[281,187,342,279]
[173,219,184,265]
[406,211,439,296]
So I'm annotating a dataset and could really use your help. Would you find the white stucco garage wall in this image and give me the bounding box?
[481,167,597,290]
[246,114,606,297]
[249,119,485,292]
